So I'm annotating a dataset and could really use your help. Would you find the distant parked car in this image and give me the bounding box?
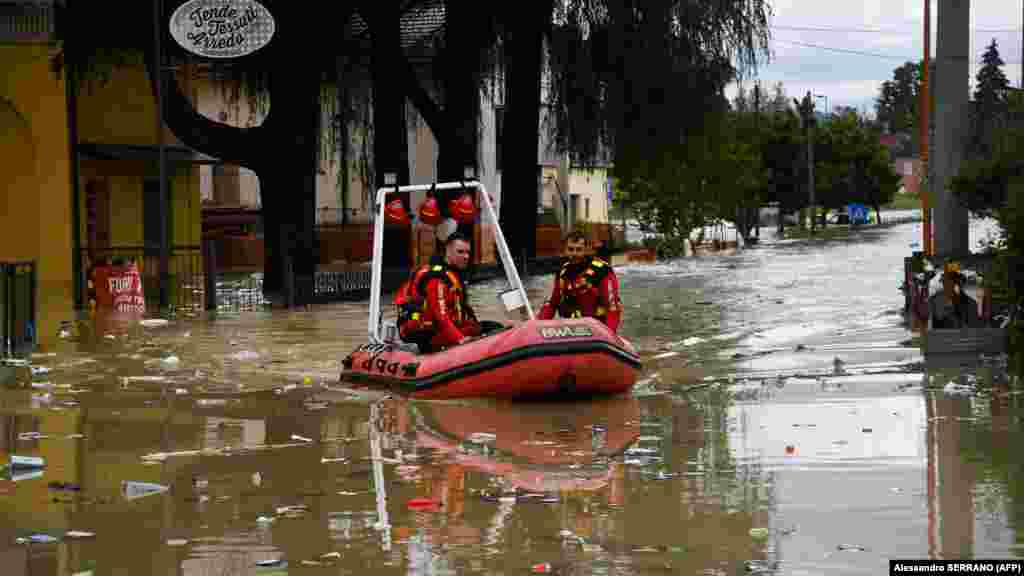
[624,220,660,244]
[826,212,850,225]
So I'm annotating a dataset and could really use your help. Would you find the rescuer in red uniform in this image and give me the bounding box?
[539,231,622,332]
[395,232,482,353]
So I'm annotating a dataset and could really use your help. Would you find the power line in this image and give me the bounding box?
[773,25,903,34]
[773,38,1024,65]
[771,24,1022,34]
[772,39,913,60]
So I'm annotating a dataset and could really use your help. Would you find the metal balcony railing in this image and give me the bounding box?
[0,2,56,43]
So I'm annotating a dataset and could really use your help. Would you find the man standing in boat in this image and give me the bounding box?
[539,231,623,332]
[395,231,482,352]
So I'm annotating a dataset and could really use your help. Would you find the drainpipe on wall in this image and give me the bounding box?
[558,153,571,233]
[65,6,83,310]
[153,0,169,309]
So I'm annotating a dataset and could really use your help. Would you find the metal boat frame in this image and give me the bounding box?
[367,180,535,344]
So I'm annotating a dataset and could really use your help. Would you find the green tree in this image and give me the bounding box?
[874,61,920,134]
[974,39,1010,110]
[811,111,900,223]
[971,38,1011,159]
[769,81,790,113]
[757,109,805,227]
[707,110,765,239]
[546,0,772,248]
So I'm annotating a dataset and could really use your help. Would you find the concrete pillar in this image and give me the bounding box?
[932,0,971,258]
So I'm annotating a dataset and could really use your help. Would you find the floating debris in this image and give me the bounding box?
[748,527,769,541]
[121,481,169,501]
[122,375,170,384]
[943,382,974,396]
[10,455,45,469]
[290,434,314,443]
[406,498,440,511]
[275,505,308,515]
[321,457,348,464]
[18,432,48,441]
[139,319,170,328]
[467,432,496,444]
[16,533,59,544]
[837,544,867,552]
[166,538,189,547]
[65,530,95,539]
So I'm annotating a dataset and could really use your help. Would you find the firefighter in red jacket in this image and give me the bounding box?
[394,232,482,353]
[539,231,623,332]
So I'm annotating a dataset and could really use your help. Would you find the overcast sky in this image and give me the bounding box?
[725,0,1024,115]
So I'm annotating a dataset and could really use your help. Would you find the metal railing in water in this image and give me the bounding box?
[79,247,268,314]
[0,261,36,356]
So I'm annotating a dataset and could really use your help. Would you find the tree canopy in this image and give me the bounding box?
[544,0,772,170]
[874,61,920,136]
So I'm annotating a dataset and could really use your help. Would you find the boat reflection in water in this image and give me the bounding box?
[374,396,641,565]
[400,396,640,495]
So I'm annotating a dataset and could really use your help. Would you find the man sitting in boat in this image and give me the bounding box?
[929,262,979,329]
[539,231,623,332]
[394,231,482,353]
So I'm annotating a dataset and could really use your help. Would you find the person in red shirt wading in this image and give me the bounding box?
[394,232,482,353]
[539,231,623,332]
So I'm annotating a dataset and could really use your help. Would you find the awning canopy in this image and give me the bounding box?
[77,142,220,164]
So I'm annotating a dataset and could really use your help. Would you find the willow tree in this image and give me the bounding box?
[543,0,771,243]
[65,0,503,303]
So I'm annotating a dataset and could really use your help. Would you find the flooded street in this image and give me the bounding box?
[2,214,1022,575]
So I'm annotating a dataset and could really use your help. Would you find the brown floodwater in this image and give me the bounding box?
[2,213,1023,575]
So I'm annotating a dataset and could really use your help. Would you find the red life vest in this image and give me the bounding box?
[555,256,614,321]
[394,264,472,337]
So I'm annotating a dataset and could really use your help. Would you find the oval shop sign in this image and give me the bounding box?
[169,0,275,59]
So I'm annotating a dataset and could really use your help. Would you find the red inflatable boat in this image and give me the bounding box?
[341,180,641,400]
[341,317,640,400]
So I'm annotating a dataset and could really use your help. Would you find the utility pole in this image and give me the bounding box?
[153,0,169,309]
[808,93,815,234]
[750,82,761,241]
[793,91,816,234]
[920,0,932,256]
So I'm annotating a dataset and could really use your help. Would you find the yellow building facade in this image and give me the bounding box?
[76,63,202,283]
[0,42,72,351]
[0,30,202,351]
